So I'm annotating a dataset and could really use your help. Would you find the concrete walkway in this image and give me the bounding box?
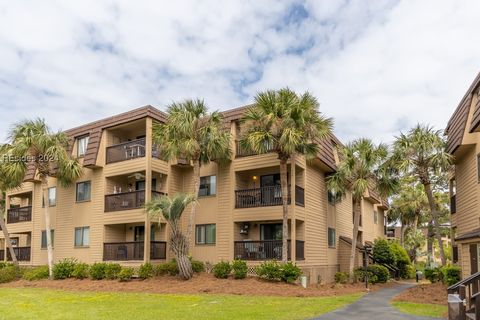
[313,283,445,320]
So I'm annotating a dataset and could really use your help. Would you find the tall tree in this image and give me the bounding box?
[0,161,18,265]
[241,88,332,262]
[152,99,231,279]
[327,139,398,278]
[393,124,452,266]
[2,119,83,277]
[145,193,196,280]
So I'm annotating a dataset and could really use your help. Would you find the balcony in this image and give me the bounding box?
[235,185,304,208]
[235,141,275,158]
[233,240,305,261]
[5,247,31,261]
[7,206,32,224]
[104,190,166,212]
[0,249,3,261]
[450,194,456,214]
[106,138,146,164]
[103,241,167,261]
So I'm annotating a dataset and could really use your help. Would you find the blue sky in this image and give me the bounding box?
[0,0,479,143]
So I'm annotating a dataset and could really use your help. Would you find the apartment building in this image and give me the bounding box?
[446,72,480,278]
[0,105,387,283]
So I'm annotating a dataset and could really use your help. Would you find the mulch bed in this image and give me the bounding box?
[0,273,391,297]
[393,282,447,306]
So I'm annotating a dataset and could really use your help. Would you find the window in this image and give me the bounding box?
[327,190,342,205]
[76,181,91,202]
[76,135,89,157]
[75,227,90,247]
[41,230,55,249]
[48,187,56,206]
[452,245,459,263]
[199,176,216,196]
[196,224,216,244]
[260,223,283,240]
[328,228,336,248]
[374,210,378,224]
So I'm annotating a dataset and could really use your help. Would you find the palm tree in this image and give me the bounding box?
[0,186,18,265]
[152,99,231,279]
[327,139,398,278]
[392,124,452,266]
[145,193,196,280]
[241,88,333,262]
[2,119,83,277]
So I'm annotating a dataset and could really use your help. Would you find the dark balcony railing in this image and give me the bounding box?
[103,241,167,261]
[7,247,31,261]
[295,185,305,207]
[105,191,167,212]
[450,194,456,214]
[106,138,146,164]
[235,141,275,158]
[7,206,32,224]
[234,240,305,261]
[235,185,306,208]
[0,249,4,261]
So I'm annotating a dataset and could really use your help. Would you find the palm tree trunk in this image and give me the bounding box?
[400,223,405,247]
[427,220,433,265]
[42,178,54,279]
[186,160,200,246]
[0,215,18,265]
[170,226,192,280]
[349,199,361,281]
[423,182,446,266]
[279,158,289,263]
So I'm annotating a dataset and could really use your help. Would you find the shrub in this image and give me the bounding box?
[72,263,89,279]
[442,265,461,286]
[104,263,122,280]
[405,264,416,280]
[373,239,395,265]
[191,260,205,273]
[334,272,349,284]
[355,264,389,284]
[232,260,248,279]
[213,261,232,279]
[425,267,443,283]
[90,262,107,280]
[154,260,178,276]
[138,263,154,279]
[0,262,13,269]
[0,265,19,283]
[22,266,49,281]
[118,267,135,282]
[390,242,412,279]
[256,261,281,281]
[280,262,302,283]
[52,258,77,280]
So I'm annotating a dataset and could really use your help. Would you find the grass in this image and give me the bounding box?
[0,288,362,320]
[391,301,447,318]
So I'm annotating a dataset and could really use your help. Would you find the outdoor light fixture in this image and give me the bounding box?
[252,175,257,188]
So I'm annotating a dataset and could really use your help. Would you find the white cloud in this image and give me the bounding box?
[0,0,479,144]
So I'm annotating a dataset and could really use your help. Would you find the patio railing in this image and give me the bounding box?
[7,206,32,224]
[235,185,307,208]
[103,241,167,261]
[233,240,305,261]
[7,247,31,261]
[106,138,146,164]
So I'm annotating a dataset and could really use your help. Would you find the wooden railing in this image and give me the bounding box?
[233,240,304,261]
[106,138,146,164]
[7,206,32,224]
[447,271,480,319]
[0,249,4,261]
[235,141,275,158]
[103,241,167,261]
[7,247,31,261]
[295,185,305,207]
[451,194,457,214]
[235,185,291,208]
[105,191,145,212]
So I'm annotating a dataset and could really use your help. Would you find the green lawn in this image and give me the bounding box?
[0,288,362,320]
[391,301,447,318]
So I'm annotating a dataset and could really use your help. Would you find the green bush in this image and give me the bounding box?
[104,263,122,280]
[405,264,416,279]
[355,264,390,284]
[118,267,135,282]
[213,261,232,279]
[154,260,179,276]
[256,261,281,281]
[138,263,154,279]
[425,267,443,283]
[89,262,107,280]
[334,272,349,284]
[0,265,19,283]
[22,266,49,281]
[232,260,248,279]
[52,258,77,280]
[390,242,412,279]
[280,262,302,283]
[191,260,205,273]
[72,263,89,279]
[0,262,13,269]
[373,239,395,265]
[442,265,461,286]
